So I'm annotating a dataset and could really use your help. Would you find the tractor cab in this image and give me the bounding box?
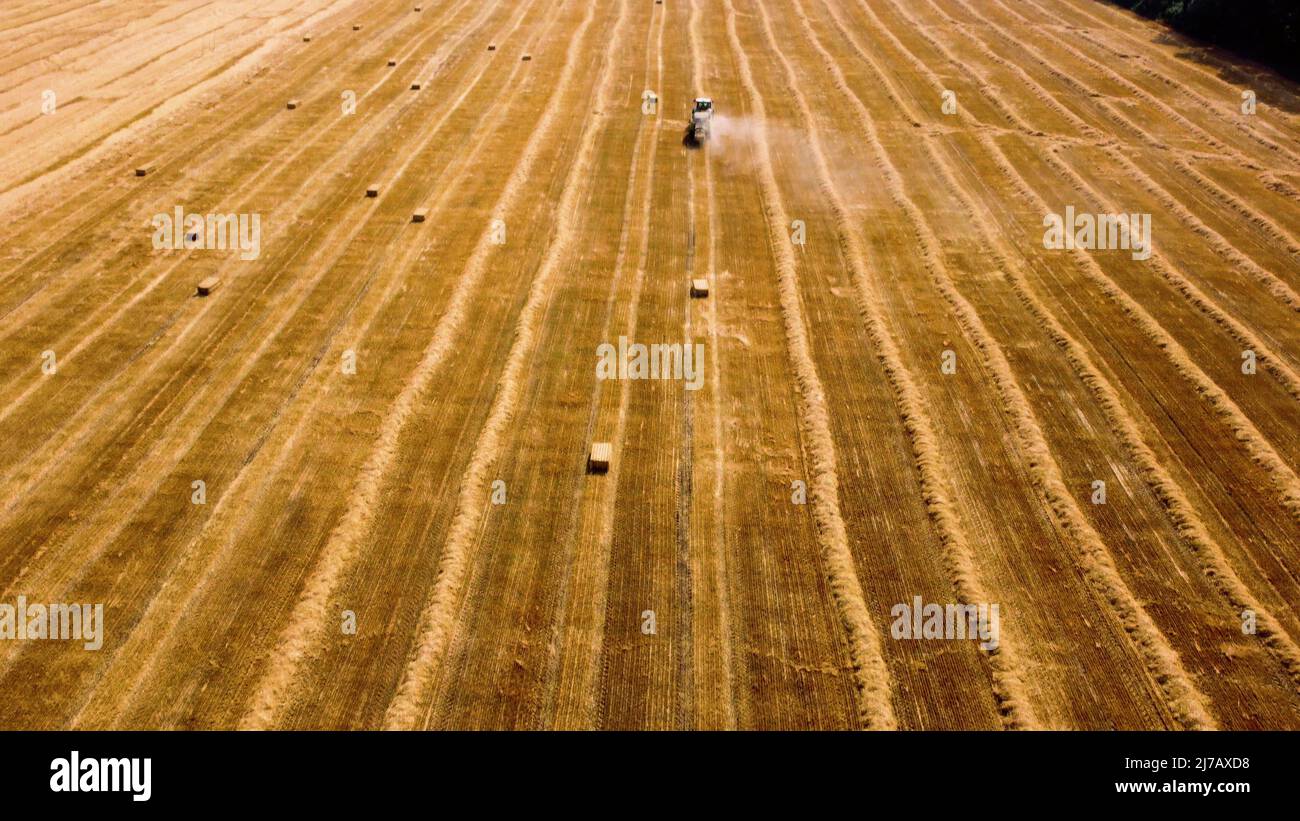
[691,98,713,142]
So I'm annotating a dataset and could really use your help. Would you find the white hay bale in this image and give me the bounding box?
[196,276,220,297]
[588,443,612,473]
[690,278,709,297]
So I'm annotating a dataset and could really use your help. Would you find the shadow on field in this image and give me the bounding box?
[682,122,702,149]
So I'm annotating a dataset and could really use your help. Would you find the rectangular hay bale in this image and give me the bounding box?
[134,164,156,177]
[286,99,300,109]
[412,208,428,223]
[196,276,220,297]
[366,184,379,198]
[690,278,709,297]
[588,442,612,473]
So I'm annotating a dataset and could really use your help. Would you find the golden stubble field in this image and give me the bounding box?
[1,0,1298,729]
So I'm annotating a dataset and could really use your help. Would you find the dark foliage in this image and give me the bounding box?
[1104,0,1300,78]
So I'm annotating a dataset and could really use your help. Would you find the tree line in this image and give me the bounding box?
[1105,0,1300,79]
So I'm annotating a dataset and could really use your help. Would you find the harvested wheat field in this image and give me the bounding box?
[1,0,1298,731]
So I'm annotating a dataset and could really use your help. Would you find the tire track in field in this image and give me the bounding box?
[687,0,738,729]
[238,0,606,731]
[0,0,522,644]
[799,0,1211,728]
[674,1,697,725]
[717,0,896,732]
[64,0,555,730]
[376,0,626,732]
[538,0,665,729]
